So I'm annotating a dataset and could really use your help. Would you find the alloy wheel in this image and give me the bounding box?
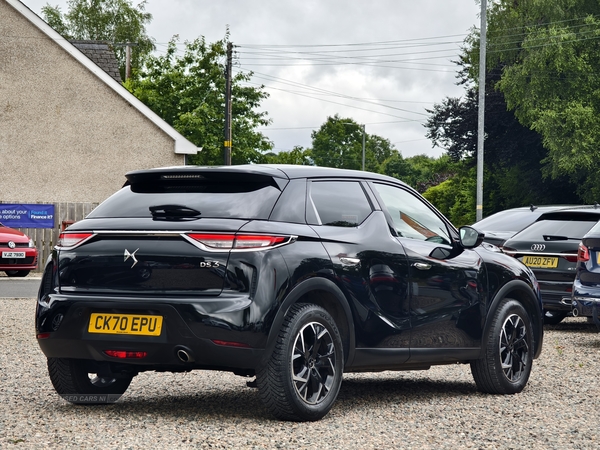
[291,322,337,405]
[499,313,529,382]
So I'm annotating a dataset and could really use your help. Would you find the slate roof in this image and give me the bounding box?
[70,40,122,83]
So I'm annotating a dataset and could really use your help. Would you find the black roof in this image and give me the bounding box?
[126,164,408,186]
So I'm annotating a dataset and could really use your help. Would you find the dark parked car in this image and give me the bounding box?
[473,205,575,247]
[572,221,600,327]
[37,165,543,421]
[502,206,600,325]
[0,222,38,276]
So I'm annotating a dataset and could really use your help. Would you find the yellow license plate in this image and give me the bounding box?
[88,313,163,336]
[522,255,559,269]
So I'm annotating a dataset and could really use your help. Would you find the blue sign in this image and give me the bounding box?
[0,204,55,228]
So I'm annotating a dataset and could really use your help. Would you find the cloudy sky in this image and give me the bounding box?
[23,0,481,158]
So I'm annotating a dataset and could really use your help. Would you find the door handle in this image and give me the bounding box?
[340,257,360,266]
[412,262,431,270]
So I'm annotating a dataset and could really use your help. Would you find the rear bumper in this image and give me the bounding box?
[572,281,600,327]
[36,294,268,373]
[539,280,573,312]
[37,335,265,374]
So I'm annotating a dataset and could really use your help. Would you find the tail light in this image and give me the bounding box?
[577,243,590,262]
[233,235,288,248]
[187,234,235,249]
[57,232,94,248]
[187,233,293,251]
[561,254,578,263]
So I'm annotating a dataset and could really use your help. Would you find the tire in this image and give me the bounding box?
[257,303,344,421]
[5,270,29,277]
[543,310,567,325]
[47,358,132,404]
[471,298,533,394]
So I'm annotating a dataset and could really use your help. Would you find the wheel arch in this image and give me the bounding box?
[262,277,356,367]
[482,279,544,359]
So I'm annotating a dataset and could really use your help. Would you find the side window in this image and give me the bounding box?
[372,183,451,245]
[309,181,372,227]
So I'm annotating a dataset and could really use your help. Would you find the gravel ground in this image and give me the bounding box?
[1,298,599,449]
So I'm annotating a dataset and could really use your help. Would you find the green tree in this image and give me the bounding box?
[422,168,477,227]
[471,0,600,202]
[42,0,154,80]
[310,115,394,171]
[380,151,414,183]
[425,69,580,214]
[265,146,314,165]
[125,36,272,165]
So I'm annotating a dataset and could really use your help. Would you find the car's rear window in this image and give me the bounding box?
[88,180,283,219]
[511,217,600,241]
[475,211,542,232]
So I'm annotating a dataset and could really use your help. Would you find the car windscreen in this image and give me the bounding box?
[87,180,283,220]
[474,211,541,232]
[510,217,600,241]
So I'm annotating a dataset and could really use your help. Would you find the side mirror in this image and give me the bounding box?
[459,226,484,249]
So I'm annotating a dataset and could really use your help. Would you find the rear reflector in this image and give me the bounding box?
[57,232,94,248]
[37,333,51,339]
[104,350,148,359]
[187,233,291,250]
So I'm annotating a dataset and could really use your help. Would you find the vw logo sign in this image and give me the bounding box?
[8,241,16,249]
[531,244,546,251]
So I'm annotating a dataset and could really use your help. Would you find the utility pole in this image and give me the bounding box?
[223,42,233,165]
[361,124,366,171]
[476,0,487,222]
[113,42,138,81]
[125,43,132,80]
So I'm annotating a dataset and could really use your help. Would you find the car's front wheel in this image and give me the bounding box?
[47,358,132,404]
[257,303,344,421]
[471,298,533,394]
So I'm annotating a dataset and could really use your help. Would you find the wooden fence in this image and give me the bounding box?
[8,202,99,273]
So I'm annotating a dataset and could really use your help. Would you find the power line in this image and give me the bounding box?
[242,80,425,121]
[239,70,430,117]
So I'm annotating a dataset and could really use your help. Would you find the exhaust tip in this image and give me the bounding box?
[176,346,195,363]
[572,308,579,317]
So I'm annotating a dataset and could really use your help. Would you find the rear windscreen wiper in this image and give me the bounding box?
[149,205,201,221]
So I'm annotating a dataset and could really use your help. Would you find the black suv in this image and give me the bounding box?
[37,165,543,421]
